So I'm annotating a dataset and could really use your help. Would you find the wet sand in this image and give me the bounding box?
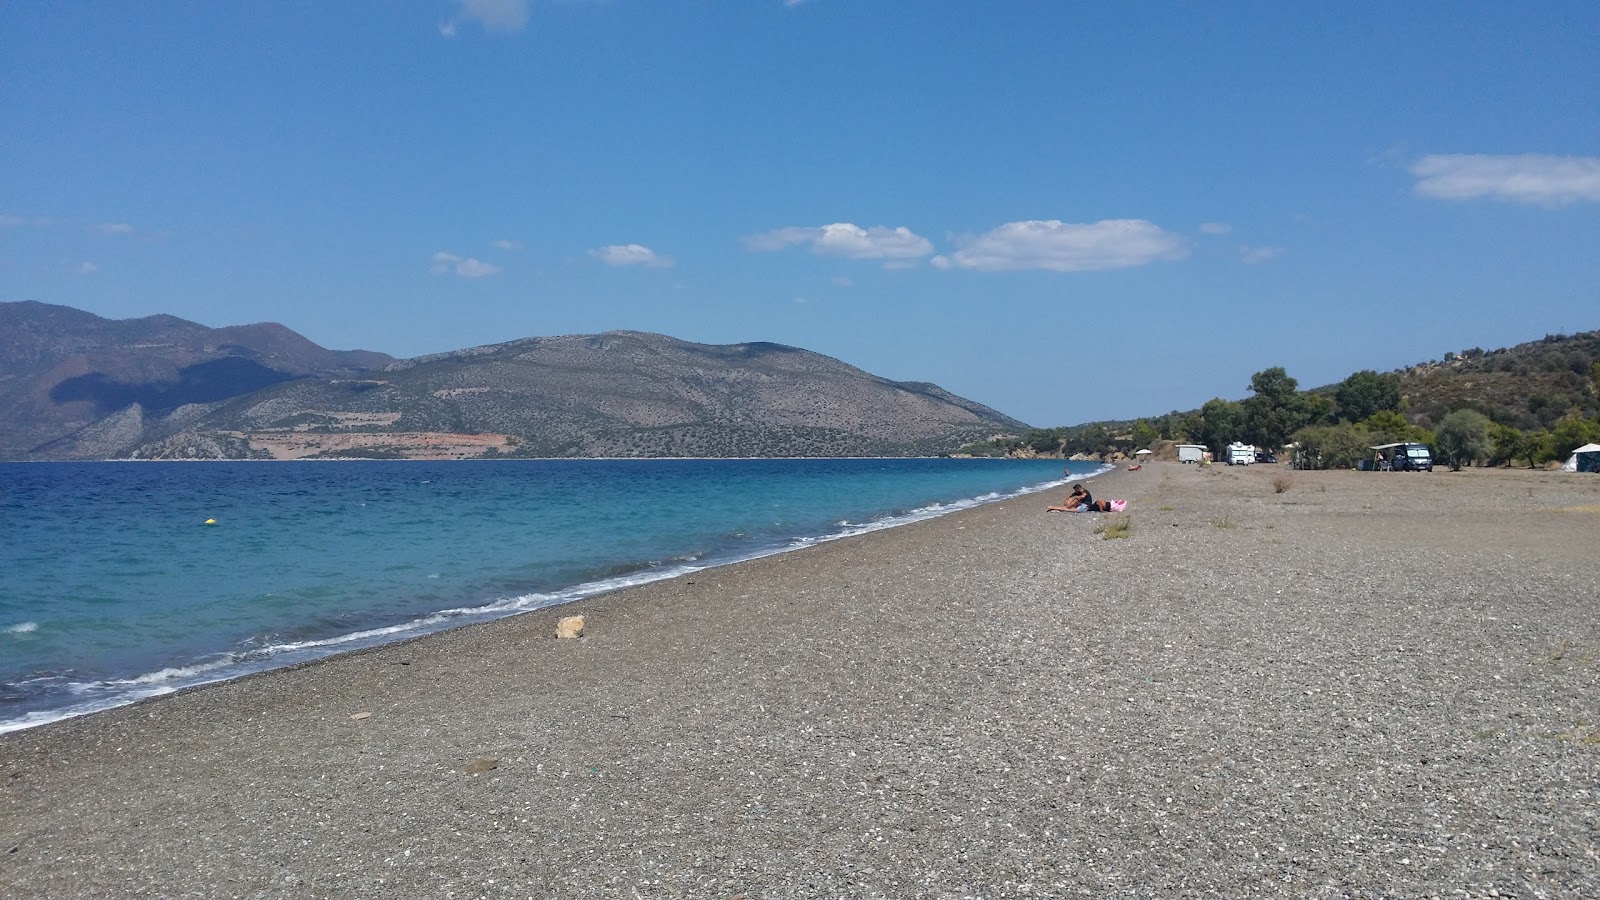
[3,462,1598,898]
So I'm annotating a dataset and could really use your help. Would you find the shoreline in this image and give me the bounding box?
[0,461,1114,736]
[4,463,1596,896]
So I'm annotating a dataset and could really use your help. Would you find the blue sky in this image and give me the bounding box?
[3,1,1597,427]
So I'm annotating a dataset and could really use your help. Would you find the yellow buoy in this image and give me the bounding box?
[203,518,217,525]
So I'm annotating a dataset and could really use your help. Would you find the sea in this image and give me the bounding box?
[0,457,1107,734]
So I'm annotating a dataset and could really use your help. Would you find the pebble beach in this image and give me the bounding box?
[3,461,1598,898]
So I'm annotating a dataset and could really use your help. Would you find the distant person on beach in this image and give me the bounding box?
[1047,484,1093,512]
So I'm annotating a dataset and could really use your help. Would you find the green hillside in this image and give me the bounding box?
[966,330,1600,469]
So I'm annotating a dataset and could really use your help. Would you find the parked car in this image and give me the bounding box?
[1255,450,1277,464]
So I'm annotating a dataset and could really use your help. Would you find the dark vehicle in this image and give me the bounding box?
[1255,450,1277,464]
[1393,443,1433,471]
[1372,442,1433,472]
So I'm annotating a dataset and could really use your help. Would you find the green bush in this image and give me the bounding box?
[1435,409,1493,470]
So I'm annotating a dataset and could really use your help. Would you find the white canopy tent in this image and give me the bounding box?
[1560,442,1600,473]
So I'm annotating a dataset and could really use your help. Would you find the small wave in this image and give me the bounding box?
[1,462,1113,735]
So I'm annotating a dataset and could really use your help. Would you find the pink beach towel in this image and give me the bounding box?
[1108,499,1128,512]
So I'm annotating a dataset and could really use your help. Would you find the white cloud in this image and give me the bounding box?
[744,223,933,264]
[490,239,522,251]
[1199,222,1232,235]
[1,213,60,228]
[589,243,674,268]
[444,0,530,35]
[96,222,134,235]
[1411,153,1600,207]
[1239,245,1284,265]
[930,219,1188,272]
[430,251,501,278]
[77,261,99,274]
[830,275,854,288]
[455,258,502,278]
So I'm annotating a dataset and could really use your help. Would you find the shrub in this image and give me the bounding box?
[1094,517,1133,540]
[1272,474,1293,493]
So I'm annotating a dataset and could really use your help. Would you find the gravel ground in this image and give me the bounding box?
[3,462,1598,899]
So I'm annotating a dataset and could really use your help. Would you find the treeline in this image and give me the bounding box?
[963,337,1600,471]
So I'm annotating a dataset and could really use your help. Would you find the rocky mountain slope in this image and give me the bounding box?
[0,302,1025,460]
[0,301,394,458]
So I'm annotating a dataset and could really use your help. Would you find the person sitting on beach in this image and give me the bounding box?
[1047,484,1094,512]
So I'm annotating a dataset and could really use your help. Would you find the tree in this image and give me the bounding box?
[1199,398,1245,455]
[1131,419,1159,450]
[1361,410,1412,443]
[1242,367,1314,450]
[1550,412,1600,460]
[1434,409,1493,471]
[1177,412,1203,443]
[1291,423,1372,469]
[1484,419,1523,461]
[1334,370,1402,423]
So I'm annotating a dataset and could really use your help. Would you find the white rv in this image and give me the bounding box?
[1226,442,1255,466]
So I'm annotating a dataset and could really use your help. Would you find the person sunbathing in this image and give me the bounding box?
[1047,484,1094,512]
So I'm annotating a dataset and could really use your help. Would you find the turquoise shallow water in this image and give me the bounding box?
[0,458,1106,732]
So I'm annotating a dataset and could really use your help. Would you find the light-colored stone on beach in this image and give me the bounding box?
[555,614,586,639]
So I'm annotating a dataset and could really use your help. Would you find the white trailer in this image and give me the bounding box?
[1177,444,1206,464]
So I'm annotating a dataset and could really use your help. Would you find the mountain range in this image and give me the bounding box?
[0,301,1026,460]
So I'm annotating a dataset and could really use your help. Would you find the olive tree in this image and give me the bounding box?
[1434,409,1493,471]
[1291,423,1371,469]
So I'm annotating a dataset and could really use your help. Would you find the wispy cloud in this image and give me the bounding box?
[743,223,933,266]
[589,243,674,268]
[441,0,530,36]
[430,251,502,278]
[96,222,134,235]
[76,261,99,275]
[0,213,63,229]
[1199,222,1232,235]
[490,239,523,251]
[1239,245,1284,265]
[930,219,1188,272]
[1411,153,1600,207]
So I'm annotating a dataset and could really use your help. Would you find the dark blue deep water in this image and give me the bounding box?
[0,458,1106,731]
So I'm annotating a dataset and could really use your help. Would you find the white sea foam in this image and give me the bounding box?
[4,622,39,635]
[0,461,1113,735]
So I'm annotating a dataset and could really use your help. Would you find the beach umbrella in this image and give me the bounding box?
[1134,449,1153,457]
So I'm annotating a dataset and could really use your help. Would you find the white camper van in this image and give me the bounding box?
[1226,442,1255,466]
